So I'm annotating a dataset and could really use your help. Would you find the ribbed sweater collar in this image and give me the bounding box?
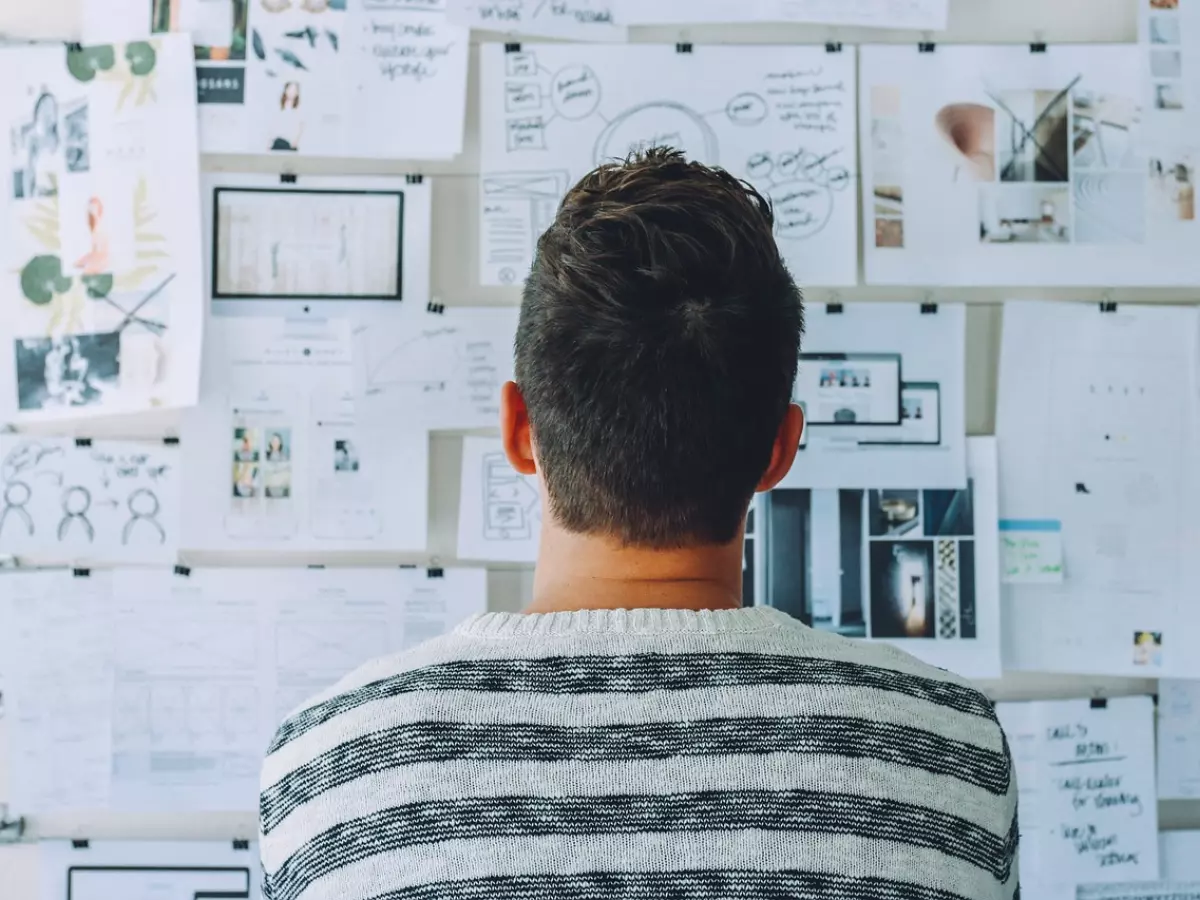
[455,605,797,637]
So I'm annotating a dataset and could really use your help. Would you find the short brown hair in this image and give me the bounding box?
[514,147,804,547]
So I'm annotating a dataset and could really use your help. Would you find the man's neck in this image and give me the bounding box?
[525,523,745,614]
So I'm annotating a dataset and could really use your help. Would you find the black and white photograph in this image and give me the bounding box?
[1150,14,1182,45]
[923,484,974,536]
[334,438,360,472]
[15,331,120,411]
[868,489,921,537]
[63,100,89,173]
[11,90,62,199]
[869,540,936,638]
[996,88,1070,182]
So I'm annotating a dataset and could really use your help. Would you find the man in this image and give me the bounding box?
[259,148,1018,900]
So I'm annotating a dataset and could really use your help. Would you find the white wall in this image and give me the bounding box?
[2,1,1195,896]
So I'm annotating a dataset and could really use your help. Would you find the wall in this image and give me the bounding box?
[1,0,1194,896]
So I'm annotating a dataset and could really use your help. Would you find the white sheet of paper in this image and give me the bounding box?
[996,696,1159,900]
[448,0,625,40]
[1158,680,1200,799]
[999,519,1065,584]
[0,35,205,422]
[1077,885,1200,900]
[39,839,260,900]
[181,316,429,556]
[82,1,469,159]
[615,0,947,29]
[0,435,179,565]
[1139,0,1200,140]
[458,434,541,563]
[0,569,113,813]
[354,303,518,430]
[857,45,1176,286]
[478,43,858,287]
[761,436,1000,679]
[203,172,432,317]
[1162,831,1200,881]
[998,301,1200,677]
[780,302,966,490]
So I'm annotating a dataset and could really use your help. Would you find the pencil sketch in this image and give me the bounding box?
[482,449,539,541]
[58,485,95,542]
[124,487,166,544]
[0,440,65,539]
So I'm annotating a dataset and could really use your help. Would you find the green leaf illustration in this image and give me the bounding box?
[125,41,157,76]
[20,255,71,305]
[82,273,113,299]
[66,44,116,82]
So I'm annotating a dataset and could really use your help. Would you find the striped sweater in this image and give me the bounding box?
[259,606,1019,900]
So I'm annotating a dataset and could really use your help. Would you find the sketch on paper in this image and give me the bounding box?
[448,0,624,41]
[480,44,858,286]
[3,35,203,420]
[0,436,179,563]
[482,448,539,541]
[213,187,403,299]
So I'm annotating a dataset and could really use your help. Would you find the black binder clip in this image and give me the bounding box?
[1099,301,1118,313]
[280,173,297,184]
[1090,697,1108,709]
[233,839,251,851]
[825,42,842,53]
[72,838,90,849]
[921,302,938,314]
[427,301,445,314]
[826,303,844,314]
[1030,42,1047,53]
[675,43,693,54]
[174,565,191,577]
[163,436,180,446]
[307,564,326,570]
[427,567,445,579]
[65,42,83,53]
[0,814,25,844]
[75,437,93,447]
[918,41,936,53]
[504,42,521,53]
[72,568,91,578]
[406,173,424,185]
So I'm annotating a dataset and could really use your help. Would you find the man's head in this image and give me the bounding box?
[503,147,805,549]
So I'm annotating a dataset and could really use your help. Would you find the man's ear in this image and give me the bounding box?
[756,402,804,492]
[500,381,537,475]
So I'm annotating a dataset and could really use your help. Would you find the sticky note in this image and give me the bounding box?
[999,519,1064,584]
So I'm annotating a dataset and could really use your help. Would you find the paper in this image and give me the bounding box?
[1077,885,1200,900]
[1140,0,1200,136]
[39,839,259,900]
[0,435,179,565]
[354,302,518,430]
[998,301,1200,677]
[781,302,966,490]
[1157,680,1200,799]
[996,696,1159,900]
[1000,519,1065,584]
[0,35,205,423]
[856,45,1178,286]
[181,316,429,556]
[204,172,432,315]
[83,0,469,159]
[478,43,858,287]
[448,0,625,40]
[457,434,541,563]
[0,569,114,813]
[759,436,1000,678]
[1162,831,1200,881]
[615,0,948,29]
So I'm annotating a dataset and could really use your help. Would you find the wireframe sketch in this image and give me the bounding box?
[58,485,95,542]
[213,188,403,298]
[482,450,539,541]
[480,45,857,286]
[123,487,167,544]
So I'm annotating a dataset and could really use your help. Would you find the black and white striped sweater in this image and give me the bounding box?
[260,606,1019,900]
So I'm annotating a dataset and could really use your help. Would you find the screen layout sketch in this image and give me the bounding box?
[783,302,966,490]
[479,43,859,288]
[760,437,1000,678]
[204,173,431,314]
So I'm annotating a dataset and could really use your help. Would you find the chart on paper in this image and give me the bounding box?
[479,43,859,287]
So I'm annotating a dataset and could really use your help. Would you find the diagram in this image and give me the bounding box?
[482,449,540,541]
[480,44,858,286]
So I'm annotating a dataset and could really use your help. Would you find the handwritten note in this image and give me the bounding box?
[1077,884,1200,900]
[1157,681,1200,799]
[448,0,625,40]
[997,697,1159,897]
[1000,519,1065,583]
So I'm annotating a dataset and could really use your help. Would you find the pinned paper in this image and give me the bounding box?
[999,519,1064,583]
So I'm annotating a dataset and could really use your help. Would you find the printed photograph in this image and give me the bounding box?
[264,428,291,462]
[902,394,926,420]
[1150,0,1179,8]
[1156,81,1184,110]
[1150,156,1195,221]
[232,461,259,498]
[874,185,902,216]
[334,438,360,472]
[818,368,873,389]
[871,115,905,199]
[979,184,1070,243]
[923,482,975,537]
[868,490,921,538]
[232,427,261,462]
[995,89,1069,182]
[263,462,292,499]
[1073,92,1139,170]
[15,331,120,411]
[1150,14,1181,44]
[869,540,936,639]
[875,217,903,248]
[1073,172,1146,243]
[11,90,62,199]
[152,0,250,60]
[1133,630,1163,667]
[63,100,88,173]
[934,103,995,181]
[1152,49,1183,79]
